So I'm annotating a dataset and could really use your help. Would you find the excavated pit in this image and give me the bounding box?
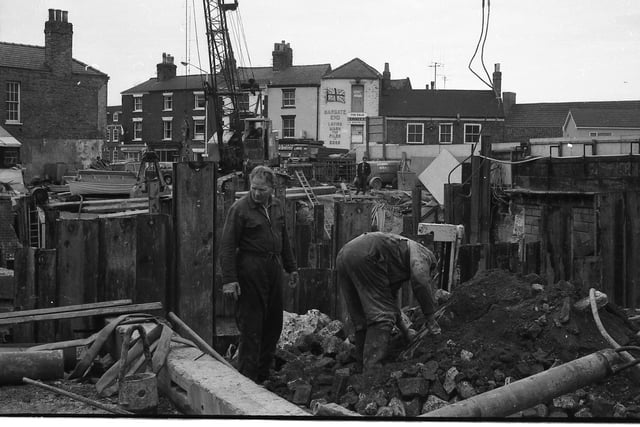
[264,269,640,418]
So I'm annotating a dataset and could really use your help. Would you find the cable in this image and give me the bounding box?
[468,0,493,89]
[475,154,544,165]
[479,0,493,88]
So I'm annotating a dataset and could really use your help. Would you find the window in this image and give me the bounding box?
[238,93,249,112]
[282,115,295,138]
[112,127,119,142]
[589,131,612,137]
[351,124,364,144]
[282,89,295,108]
[113,112,119,122]
[3,148,19,167]
[407,123,424,144]
[162,118,172,140]
[194,91,205,110]
[6,82,20,123]
[351,85,364,113]
[163,93,173,111]
[133,119,142,140]
[464,124,481,144]
[133,95,143,112]
[193,117,205,140]
[439,123,453,144]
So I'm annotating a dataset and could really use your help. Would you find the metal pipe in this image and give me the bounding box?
[422,349,622,418]
[23,377,133,415]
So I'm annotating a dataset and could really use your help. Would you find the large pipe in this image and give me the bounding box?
[423,349,623,418]
[0,351,64,385]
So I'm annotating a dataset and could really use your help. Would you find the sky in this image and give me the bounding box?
[1,0,639,106]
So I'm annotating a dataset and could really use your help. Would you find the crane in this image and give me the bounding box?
[201,0,278,178]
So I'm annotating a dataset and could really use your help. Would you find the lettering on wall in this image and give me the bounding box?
[324,109,346,145]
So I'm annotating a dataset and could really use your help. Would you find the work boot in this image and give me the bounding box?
[363,327,391,372]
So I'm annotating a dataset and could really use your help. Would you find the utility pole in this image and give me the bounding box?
[428,62,443,89]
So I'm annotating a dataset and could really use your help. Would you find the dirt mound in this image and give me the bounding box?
[267,269,640,418]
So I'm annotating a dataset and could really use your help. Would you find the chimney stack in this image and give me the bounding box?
[157,53,177,81]
[382,62,391,90]
[272,40,293,71]
[492,63,502,99]
[44,9,73,76]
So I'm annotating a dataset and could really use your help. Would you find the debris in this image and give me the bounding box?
[443,367,459,395]
[388,397,406,417]
[313,402,361,417]
[456,380,476,399]
[574,290,607,312]
[460,349,474,362]
[421,395,449,414]
[397,377,429,399]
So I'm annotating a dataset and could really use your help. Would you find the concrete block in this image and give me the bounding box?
[443,367,459,394]
[292,382,312,406]
[421,395,449,414]
[161,343,309,416]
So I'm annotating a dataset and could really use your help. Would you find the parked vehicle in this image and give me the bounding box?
[368,160,401,190]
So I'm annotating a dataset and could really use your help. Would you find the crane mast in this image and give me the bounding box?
[202,0,240,145]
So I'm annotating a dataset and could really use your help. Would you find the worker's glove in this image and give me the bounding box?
[288,270,299,289]
[222,282,241,301]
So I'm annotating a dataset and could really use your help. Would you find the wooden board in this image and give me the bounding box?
[174,161,216,346]
[297,268,335,318]
[56,218,100,339]
[12,247,36,342]
[0,300,133,319]
[99,217,137,301]
[35,249,57,342]
[136,214,171,307]
[597,192,626,303]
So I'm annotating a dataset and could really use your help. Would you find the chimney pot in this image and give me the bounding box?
[62,11,68,23]
[48,9,55,20]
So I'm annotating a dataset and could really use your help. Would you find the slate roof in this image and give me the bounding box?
[568,107,640,128]
[0,42,107,77]
[507,101,640,128]
[388,78,412,90]
[380,89,504,119]
[323,58,381,80]
[122,64,331,94]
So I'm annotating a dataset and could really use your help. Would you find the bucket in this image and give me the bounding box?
[118,325,158,414]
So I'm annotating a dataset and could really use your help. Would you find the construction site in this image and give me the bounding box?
[1,0,640,421]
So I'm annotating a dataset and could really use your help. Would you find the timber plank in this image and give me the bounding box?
[12,247,36,342]
[99,217,137,301]
[0,299,133,319]
[0,302,162,326]
[136,214,170,306]
[35,249,57,342]
[174,161,216,346]
[56,219,100,340]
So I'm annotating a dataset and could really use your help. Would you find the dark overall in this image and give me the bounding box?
[220,194,296,382]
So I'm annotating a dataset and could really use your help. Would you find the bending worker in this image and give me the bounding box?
[336,231,440,371]
[220,165,299,383]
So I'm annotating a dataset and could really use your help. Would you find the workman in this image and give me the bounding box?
[336,231,440,371]
[220,165,299,383]
[355,156,371,195]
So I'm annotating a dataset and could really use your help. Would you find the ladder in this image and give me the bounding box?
[295,170,319,206]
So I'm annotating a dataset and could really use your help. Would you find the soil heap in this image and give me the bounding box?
[265,269,640,418]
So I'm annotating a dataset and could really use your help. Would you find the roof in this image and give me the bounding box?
[239,64,331,86]
[568,107,640,128]
[122,64,332,94]
[323,58,381,80]
[388,78,412,90]
[507,101,640,128]
[380,89,504,118]
[0,42,107,77]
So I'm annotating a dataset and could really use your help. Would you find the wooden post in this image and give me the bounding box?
[174,161,216,346]
[148,180,160,214]
[12,247,36,342]
[412,185,421,236]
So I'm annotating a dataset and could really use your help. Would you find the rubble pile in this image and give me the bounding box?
[265,269,640,418]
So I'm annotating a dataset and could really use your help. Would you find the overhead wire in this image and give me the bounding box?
[468,0,493,89]
[479,0,493,88]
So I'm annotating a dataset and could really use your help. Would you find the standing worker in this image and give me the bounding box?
[355,155,371,195]
[336,232,441,371]
[220,165,299,383]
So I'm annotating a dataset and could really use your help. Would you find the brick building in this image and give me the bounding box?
[102,105,123,162]
[0,9,109,182]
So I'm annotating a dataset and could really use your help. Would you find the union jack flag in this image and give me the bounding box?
[326,88,345,103]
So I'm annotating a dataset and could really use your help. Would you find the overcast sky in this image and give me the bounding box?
[2,0,639,106]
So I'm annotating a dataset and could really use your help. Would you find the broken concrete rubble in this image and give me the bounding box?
[265,270,640,419]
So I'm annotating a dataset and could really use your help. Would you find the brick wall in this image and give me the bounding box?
[385,119,504,145]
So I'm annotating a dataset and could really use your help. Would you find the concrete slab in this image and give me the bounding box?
[160,344,310,416]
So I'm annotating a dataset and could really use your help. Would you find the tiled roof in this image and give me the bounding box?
[388,78,412,90]
[239,64,331,86]
[323,58,381,80]
[122,75,209,94]
[0,42,107,76]
[122,64,331,94]
[506,101,640,128]
[380,89,504,119]
[569,107,640,128]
